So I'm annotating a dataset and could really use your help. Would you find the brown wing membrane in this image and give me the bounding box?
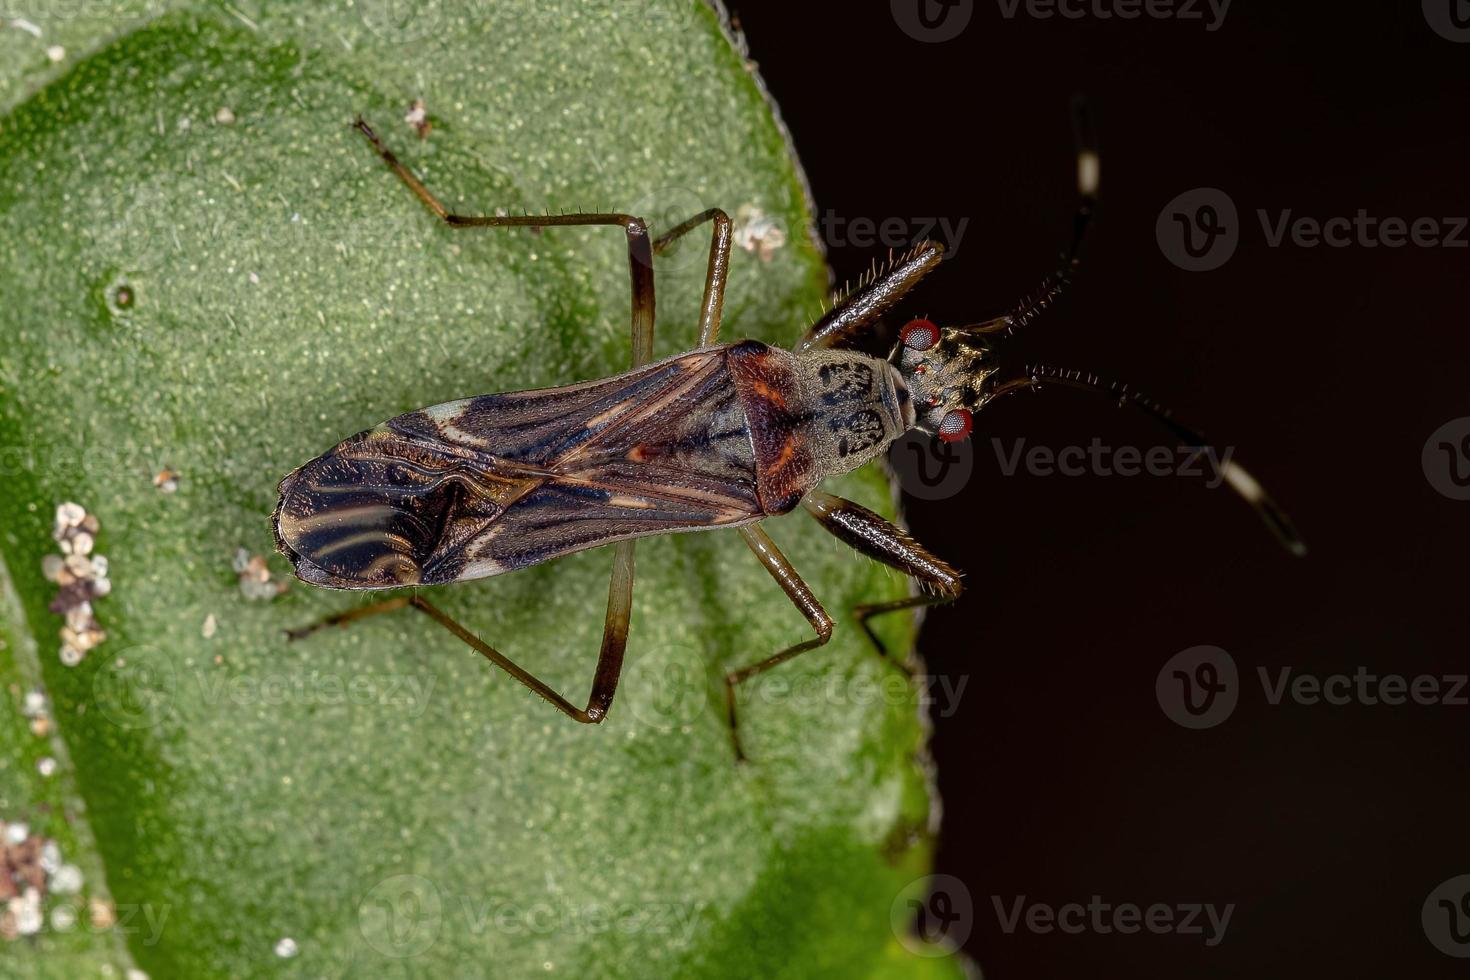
[273,348,763,590]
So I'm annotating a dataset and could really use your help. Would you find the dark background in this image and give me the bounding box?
[730,1,1467,976]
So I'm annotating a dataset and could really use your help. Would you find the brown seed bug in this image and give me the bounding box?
[273,111,1303,758]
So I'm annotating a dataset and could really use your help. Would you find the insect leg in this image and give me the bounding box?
[798,241,946,352]
[286,586,633,724]
[652,209,732,345]
[801,491,963,664]
[723,524,834,760]
[283,595,412,641]
[354,117,655,365]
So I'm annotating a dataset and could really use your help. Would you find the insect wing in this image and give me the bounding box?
[273,349,762,590]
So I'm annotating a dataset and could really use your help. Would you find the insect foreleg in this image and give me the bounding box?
[722,524,834,761]
[653,208,732,346]
[798,241,945,352]
[801,491,963,663]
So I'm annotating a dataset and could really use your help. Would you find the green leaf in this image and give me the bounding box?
[0,2,967,976]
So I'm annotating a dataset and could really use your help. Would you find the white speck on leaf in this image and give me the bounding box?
[734,204,786,263]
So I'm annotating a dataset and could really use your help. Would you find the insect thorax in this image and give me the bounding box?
[791,349,913,480]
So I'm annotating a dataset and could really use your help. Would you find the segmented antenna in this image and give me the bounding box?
[965,96,1099,339]
[988,363,1307,557]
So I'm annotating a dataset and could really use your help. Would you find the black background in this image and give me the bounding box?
[730,1,1467,976]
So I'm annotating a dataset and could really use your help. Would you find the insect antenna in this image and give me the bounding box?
[987,363,1307,557]
[963,96,1099,339]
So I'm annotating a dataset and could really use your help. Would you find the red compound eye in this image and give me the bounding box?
[900,318,939,351]
[937,408,972,443]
